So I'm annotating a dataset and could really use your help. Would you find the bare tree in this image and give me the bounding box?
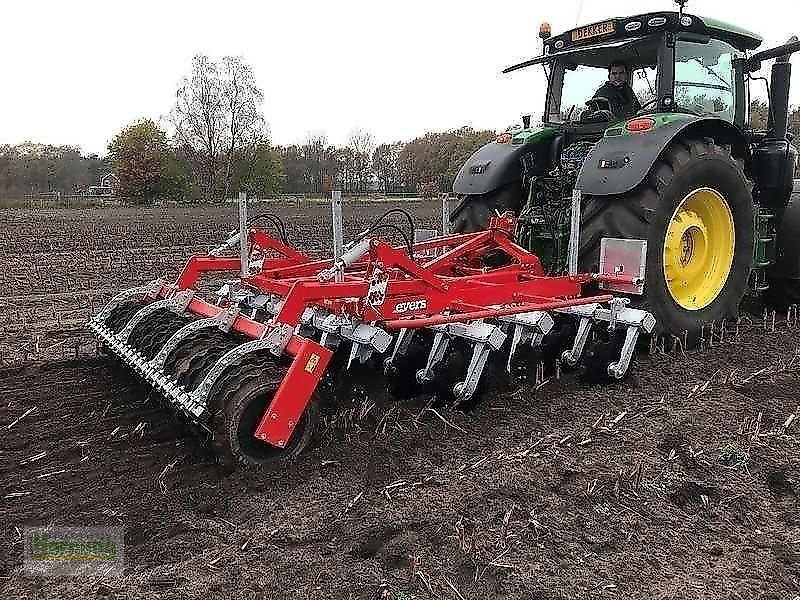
[301,133,330,194]
[348,128,374,195]
[220,56,265,199]
[169,54,266,200]
[372,143,401,194]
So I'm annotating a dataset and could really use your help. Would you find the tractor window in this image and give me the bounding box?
[630,67,657,106]
[559,65,609,121]
[552,63,656,123]
[674,39,737,122]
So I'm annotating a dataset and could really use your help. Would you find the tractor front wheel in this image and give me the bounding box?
[579,138,754,340]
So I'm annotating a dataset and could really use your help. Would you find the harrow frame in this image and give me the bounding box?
[89,199,655,464]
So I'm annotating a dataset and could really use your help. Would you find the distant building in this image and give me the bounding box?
[87,172,119,196]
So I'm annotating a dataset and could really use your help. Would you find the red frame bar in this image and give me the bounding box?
[156,215,621,450]
[382,295,614,329]
[253,338,333,446]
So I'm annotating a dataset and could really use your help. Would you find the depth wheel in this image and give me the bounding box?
[128,310,189,360]
[104,301,146,333]
[211,359,320,471]
[579,138,754,342]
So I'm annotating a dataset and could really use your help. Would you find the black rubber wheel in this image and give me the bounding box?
[178,330,247,392]
[579,138,754,340]
[161,328,243,392]
[210,359,320,471]
[104,301,145,333]
[128,310,188,360]
[163,328,217,378]
[450,182,523,233]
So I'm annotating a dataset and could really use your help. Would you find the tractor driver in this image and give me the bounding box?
[592,60,642,120]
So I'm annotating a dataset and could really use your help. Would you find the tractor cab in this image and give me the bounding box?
[545,35,742,127]
[504,11,763,132]
[452,7,800,342]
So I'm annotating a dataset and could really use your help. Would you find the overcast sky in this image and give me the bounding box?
[2,0,800,155]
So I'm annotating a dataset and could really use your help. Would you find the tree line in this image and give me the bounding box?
[0,143,109,198]
[0,123,494,201]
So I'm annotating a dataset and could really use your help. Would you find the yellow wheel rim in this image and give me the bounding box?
[663,187,735,310]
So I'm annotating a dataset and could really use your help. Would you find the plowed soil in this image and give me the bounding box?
[1,201,798,600]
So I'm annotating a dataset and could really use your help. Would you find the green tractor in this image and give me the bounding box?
[451,5,800,341]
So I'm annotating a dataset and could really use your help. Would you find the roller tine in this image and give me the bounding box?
[388,328,413,363]
[347,342,359,370]
[346,342,374,370]
[452,340,492,404]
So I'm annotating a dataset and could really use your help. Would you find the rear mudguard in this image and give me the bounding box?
[453,128,555,196]
[452,141,528,195]
[575,115,748,196]
[771,184,800,279]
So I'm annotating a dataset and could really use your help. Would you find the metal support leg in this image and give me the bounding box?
[452,342,492,403]
[561,317,593,367]
[568,188,581,276]
[417,332,450,384]
[239,191,249,278]
[607,326,642,380]
[384,328,412,374]
[331,190,343,283]
[507,325,531,373]
[347,342,374,369]
[500,311,554,373]
[441,193,451,236]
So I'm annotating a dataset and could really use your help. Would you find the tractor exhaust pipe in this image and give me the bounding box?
[768,36,797,142]
[751,37,799,214]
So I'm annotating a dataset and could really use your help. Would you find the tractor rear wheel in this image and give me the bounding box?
[579,138,754,340]
[450,182,523,233]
